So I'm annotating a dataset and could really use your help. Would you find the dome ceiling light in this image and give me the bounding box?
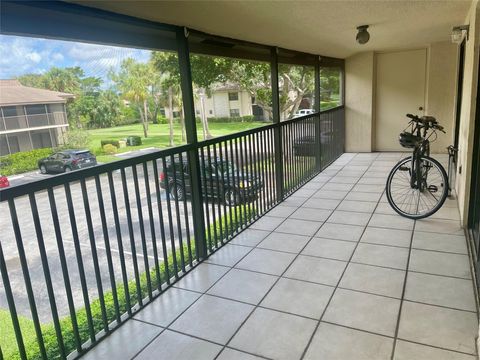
[356,25,370,45]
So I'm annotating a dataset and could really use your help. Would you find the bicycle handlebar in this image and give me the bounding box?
[406,113,445,133]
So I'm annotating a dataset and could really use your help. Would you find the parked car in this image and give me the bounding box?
[293,132,333,157]
[38,150,97,174]
[293,109,314,118]
[159,156,263,206]
[0,174,10,188]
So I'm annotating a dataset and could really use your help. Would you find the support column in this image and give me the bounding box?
[270,47,284,202]
[176,27,207,260]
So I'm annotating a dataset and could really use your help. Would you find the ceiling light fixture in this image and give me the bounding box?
[356,25,370,45]
[451,25,469,44]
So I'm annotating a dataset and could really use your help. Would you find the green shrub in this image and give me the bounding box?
[156,116,168,124]
[116,117,138,126]
[102,144,118,155]
[126,136,142,146]
[206,115,256,123]
[2,206,255,360]
[0,148,54,176]
[100,139,120,148]
[62,129,89,149]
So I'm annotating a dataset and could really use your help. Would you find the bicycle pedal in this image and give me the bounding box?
[428,185,438,193]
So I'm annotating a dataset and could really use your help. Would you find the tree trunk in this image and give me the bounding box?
[139,106,148,138]
[168,87,174,147]
[143,100,149,132]
[199,91,213,139]
[180,106,186,142]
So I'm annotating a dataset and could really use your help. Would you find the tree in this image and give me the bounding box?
[110,58,155,138]
[152,52,234,140]
[18,67,108,128]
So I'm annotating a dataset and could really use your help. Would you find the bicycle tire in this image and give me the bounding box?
[386,155,448,219]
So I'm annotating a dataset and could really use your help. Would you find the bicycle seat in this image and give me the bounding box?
[421,116,437,124]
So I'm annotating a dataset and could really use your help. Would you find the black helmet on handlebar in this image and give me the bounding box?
[399,131,422,148]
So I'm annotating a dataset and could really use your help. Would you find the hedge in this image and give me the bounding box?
[206,115,256,123]
[126,136,142,146]
[100,139,120,148]
[3,205,255,360]
[0,148,54,176]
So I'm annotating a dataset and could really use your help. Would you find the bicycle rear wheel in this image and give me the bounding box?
[386,156,448,219]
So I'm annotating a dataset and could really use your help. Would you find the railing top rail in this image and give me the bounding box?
[0,105,345,201]
[198,123,276,147]
[0,143,194,201]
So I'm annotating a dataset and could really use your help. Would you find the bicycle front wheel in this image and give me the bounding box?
[386,156,448,219]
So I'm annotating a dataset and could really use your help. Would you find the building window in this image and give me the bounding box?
[228,92,239,101]
[196,110,200,115]
[230,109,240,117]
[159,109,166,116]
[2,106,18,117]
[209,110,213,115]
[173,111,180,118]
[26,104,46,115]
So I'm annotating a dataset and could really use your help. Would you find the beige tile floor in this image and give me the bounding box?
[84,152,478,360]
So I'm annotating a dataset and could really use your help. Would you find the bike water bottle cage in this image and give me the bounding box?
[399,131,422,148]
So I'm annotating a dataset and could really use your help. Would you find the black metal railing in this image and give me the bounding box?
[0,107,344,359]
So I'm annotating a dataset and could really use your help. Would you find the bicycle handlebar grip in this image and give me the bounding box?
[406,113,415,119]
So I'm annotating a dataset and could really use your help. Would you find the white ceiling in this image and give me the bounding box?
[71,0,472,58]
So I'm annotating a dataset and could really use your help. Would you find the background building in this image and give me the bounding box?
[0,79,74,155]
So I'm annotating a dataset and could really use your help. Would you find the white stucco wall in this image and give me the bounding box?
[345,44,459,154]
[425,41,459,153]
[345,51,375,152]
[456,0,480,224]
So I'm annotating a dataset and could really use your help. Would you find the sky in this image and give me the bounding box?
[0,34,152,83]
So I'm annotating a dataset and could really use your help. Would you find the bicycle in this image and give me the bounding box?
[386,114,449,219]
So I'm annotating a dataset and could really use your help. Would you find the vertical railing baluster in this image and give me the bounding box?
[229,138,238,232]
[80,179,108,331]
[107,171,132,313]
[8,198,47,359]
[239,136,248,225]
[94,175,121,324]
[225,140,237,235]
[212,144,224,242]
[28,193,66,358]
[207,146,219,247]
[161,157,179,278]
[47,187,82,352]
[0,236,26,360]
[170,154,186,272]
[234,138,243,228]
[120,168,143,306]
[178,152,193,266]
[200,149,213,252]
[218,143,229,240]
[142,162,162,291]
[132,165,153,300]
[64,183,95,342]
[152,160,171,283]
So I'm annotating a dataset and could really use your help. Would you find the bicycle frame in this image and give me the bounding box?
[409,124,430,190]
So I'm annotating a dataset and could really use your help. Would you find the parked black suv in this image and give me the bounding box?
[38,150,97,174]
[160,156,263,206]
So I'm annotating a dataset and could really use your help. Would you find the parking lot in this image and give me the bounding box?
[1,162,199,323]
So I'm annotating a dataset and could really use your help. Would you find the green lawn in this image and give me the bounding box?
[0,309,37,360]
[88,121,268,163]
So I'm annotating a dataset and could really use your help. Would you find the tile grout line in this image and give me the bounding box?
[389,208,417,359]
[131,234,260,359]
[210,155,364,358]
[299,152,389,360]
[212,163,338,359]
